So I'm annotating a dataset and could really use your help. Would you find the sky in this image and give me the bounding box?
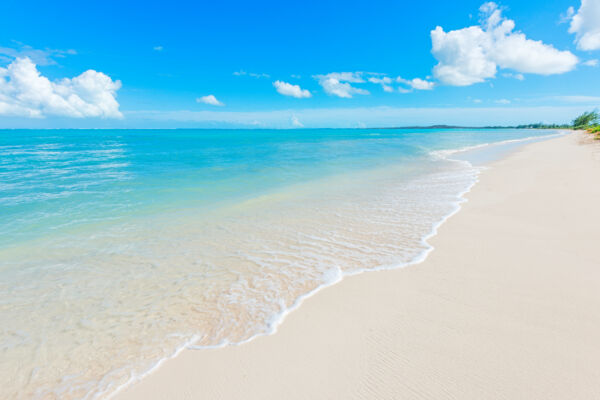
[0,0,599,128]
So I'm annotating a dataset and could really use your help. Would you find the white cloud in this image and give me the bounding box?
[560,6,576,23]
[233,70,270,79]
[314,72,369,98]
[291,115,304,127]
[583,59,599,66]
[319,72,364,83]
[502,72,525,80]
[553,95,600,103]
[0,43,76,66]
[153,46,163,51]
[196,94,224,106]
[410,78,435,90]
[397,76,435,90]
[431,2,578,86]
[0,57,122,118]
[368,76,394,92]
[367,76,392,84]
[473,98,483,103]
[495,98,511,104]
[273,80,311,98]
[569,0,600,50]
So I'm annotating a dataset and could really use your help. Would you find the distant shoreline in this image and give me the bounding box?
[0,126,573,131]
[373,125,572,130]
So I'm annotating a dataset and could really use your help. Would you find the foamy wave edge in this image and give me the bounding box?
[105,130,568,400]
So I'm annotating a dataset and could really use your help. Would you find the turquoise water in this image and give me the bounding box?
[0,128,559,399]
[0,128,555,247]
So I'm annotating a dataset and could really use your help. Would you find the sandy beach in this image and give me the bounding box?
[116,132,600,400]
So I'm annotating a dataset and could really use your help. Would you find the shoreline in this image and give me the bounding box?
[115,131,600,399]
[106,132,559,398]
[0,129,565,399]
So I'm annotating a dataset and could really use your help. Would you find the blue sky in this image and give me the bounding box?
[0,0,599,128]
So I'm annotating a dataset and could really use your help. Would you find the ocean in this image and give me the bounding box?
[0,128,559,399]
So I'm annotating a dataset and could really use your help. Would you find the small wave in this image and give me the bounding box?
[0,129,563,400]
[429,131,566,160]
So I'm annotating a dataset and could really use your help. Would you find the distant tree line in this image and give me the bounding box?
[375,111,599,137]
[514,122,572,129]
[516,110,599,138]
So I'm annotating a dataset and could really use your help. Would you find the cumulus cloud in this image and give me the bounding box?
[410,78,436,90]
[397,76,435,90]
[568,0,600,50]
[368,76,394,92]
[495,98,511,104]
[314,72,369,98]
[153,46,163,51]
[196,94,224,106]
[583,59,599,66]
[431,2,578,86]
[273,80,311,98]
[0,57,122,118]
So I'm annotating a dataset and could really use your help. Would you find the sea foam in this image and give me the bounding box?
[0,128,562,399]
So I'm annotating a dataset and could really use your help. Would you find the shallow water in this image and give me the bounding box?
[0,128,559,399]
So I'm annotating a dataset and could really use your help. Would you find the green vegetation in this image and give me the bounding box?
[515,123,571,129]
[573,111,599,129]
[571,110,599,139]
[508,110,600,140]
[587,124,600,139]
[380,111,600,136]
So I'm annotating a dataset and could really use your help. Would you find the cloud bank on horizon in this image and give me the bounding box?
[0,0,598,125]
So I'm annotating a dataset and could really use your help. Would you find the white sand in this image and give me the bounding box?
[116,132,600,400]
